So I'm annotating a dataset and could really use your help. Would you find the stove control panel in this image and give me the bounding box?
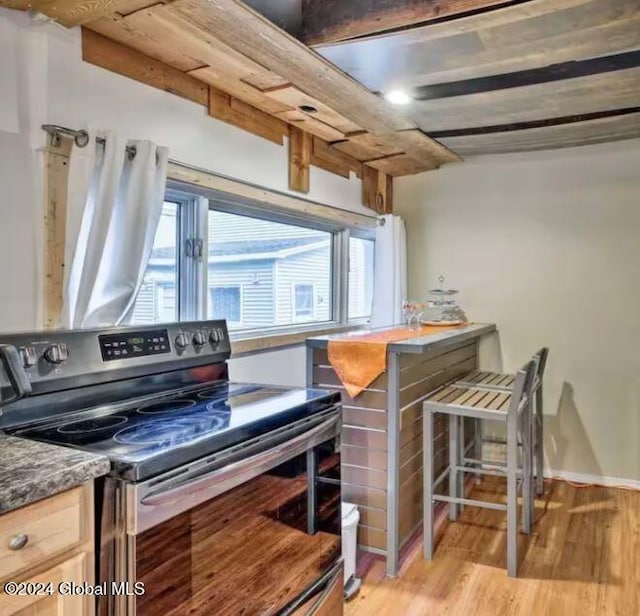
[99,329,170,362]
[0,320,231,394]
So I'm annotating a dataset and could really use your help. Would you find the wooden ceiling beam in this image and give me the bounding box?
[0,0,152,27]
[301,0,515,46]
[311,138,363,179]
[81,28,208,106]
[208,87,289,145]
[168,0,414,135]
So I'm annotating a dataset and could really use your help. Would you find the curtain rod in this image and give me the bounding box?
[43,124,386,224]
[42,124,137,160]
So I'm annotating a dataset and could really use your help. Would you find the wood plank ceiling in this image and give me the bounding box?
[1,0,468,215]
[313,0,640,155]
[3,0,635,182]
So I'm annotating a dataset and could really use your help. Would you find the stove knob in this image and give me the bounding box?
[192,331,206,347]
[175,333,189,349]
[44,343,68,365]
[20,346,38,368]
[209,329,221,345]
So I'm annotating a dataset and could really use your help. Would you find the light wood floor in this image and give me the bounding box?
[345,479,640,616]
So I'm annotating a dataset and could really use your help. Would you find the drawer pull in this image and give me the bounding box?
[8,534,29,551]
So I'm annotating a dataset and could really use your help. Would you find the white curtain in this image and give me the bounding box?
[370,214,407,328]
[60,131,169,328]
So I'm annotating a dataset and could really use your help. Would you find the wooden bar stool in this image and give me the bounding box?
[456,348,549,495]
[422,360,536,577]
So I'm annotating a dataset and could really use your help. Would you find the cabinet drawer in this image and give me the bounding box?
[0,487,88,581]
[1,552,88,616]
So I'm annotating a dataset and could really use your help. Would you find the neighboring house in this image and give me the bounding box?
[132,210,372,328]
[132,237,333,329]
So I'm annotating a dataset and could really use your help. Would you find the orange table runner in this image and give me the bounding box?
[327,324,468,399]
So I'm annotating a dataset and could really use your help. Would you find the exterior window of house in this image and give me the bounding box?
[348,236,375,320]
[207,210,332,332]
[210,286,242,325]
[131,202,179,324]
[157,284,176,323]
[293,284,314,320]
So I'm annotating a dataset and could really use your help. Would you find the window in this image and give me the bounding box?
[210,286,242,324]
[207,210,332,332]
[293,284,314,320]
[131,202,179,324]
[348,236,374,320]
[130,180,376,335]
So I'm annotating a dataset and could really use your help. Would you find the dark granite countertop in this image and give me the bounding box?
[0,436,110,514]
[306,323,496,354]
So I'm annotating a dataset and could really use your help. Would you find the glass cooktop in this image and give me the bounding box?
[15,382,339,481]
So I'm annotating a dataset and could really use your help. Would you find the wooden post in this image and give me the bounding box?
[361,164,378,210]
[43,136,72,329]
[289,126,312,193]
[362,165,393,213]
[376,170,393,214]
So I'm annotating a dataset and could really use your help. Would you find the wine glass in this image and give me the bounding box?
[413,302,424,330]
[402,300,412,329]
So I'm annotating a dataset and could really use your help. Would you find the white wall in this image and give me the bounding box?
[0,9,371,386]
[395,139,640,483]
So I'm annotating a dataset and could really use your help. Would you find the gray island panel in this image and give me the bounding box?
[306,323,496,577]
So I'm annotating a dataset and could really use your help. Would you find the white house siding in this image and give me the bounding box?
[208,260,275,330]
[275,245,332,325]
[131,264,176,324]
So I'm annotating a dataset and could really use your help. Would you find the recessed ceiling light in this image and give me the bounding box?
[384,90,412,105]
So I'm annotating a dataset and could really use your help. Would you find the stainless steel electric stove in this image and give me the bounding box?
[0,321,343,616]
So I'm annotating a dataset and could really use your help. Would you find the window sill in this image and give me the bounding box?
[230,323,365,357]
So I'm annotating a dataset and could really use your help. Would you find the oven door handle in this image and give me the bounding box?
[139,413,339,509]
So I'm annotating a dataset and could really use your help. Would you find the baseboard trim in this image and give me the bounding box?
[546,469,640,490]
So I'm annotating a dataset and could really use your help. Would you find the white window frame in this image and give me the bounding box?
[209,284,244,328]
[347,233,375,323]
[156,171,377,348]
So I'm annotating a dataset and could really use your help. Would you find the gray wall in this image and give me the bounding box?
[395,138,640,484]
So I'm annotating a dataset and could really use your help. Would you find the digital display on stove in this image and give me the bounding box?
[99,329,171,361]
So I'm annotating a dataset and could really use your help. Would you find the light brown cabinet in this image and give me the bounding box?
[0,484,95,616]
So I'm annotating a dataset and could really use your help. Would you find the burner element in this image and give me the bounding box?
[58,415,128,434]
[114,416,228,447]
[196,386,228,400]
[138,399,197,415]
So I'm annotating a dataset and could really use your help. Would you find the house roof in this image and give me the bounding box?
[150,237,328,261]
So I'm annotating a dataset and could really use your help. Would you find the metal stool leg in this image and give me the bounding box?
[529,398,536,528]
[448,414,459,521]
[535,383,544,495]
[458,417,465,512]
[521,399,532,535]
[423,408,434,560]
[473,418,483,484]
[506,410,519,577]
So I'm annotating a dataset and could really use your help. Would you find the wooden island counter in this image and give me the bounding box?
[306,323,496,577]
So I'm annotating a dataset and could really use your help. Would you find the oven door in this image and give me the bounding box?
[110,407,342,616]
